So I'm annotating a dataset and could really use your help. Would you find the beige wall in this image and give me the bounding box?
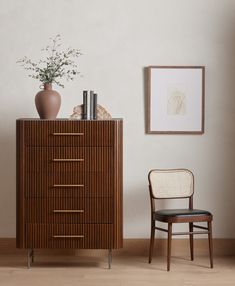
[0,0,235,238]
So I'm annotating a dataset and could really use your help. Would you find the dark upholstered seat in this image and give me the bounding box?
[155,209,211,217]
[154,209,212,223]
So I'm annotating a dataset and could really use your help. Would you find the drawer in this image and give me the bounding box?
[25,223,113,248]
[26,198,113,223]
[25,147,113,173]
[25,172,113,197]
[24,120,114,146]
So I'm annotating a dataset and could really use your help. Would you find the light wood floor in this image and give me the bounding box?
[0,254,234,286]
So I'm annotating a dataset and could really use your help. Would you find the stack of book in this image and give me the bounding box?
[82,90,97,120]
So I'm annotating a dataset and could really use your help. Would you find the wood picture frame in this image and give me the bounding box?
[146,66,205,134]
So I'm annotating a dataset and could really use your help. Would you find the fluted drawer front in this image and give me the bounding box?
[25,147,113,173]
[26,198,113,223]
[16,119,123,250]
[26,224,113,249]
[25,172,113,197]
[24,120,114,146]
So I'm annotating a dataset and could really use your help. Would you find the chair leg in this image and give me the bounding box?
[208,221,213,268]
[149,221,155,263]
[189,222,194,261]
[167,223,172,271]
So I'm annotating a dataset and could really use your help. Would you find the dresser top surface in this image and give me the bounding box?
[17,118,123,122]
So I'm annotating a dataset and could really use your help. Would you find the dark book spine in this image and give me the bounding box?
[82,90,88,119]
[90,90,94,119]
[93,93,97,119]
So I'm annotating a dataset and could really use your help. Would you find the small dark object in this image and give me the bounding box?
[82,90,88,119]
[90,91,94,119]
[93,93,97,119]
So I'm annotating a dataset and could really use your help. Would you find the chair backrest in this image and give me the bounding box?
[148,169,194,199]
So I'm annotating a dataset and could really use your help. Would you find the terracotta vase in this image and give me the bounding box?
[35,83,61,119]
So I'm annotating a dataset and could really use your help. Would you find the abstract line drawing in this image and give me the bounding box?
[167,86,186,115]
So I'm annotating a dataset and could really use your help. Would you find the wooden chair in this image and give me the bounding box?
[148,169,213,271]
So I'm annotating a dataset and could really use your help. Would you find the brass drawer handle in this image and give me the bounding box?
[53,210,84,213]
[53,184,84,188]
[53,235,84,238]
[52,133,84,136]
[53,159,84,162]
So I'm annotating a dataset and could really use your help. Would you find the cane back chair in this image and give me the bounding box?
[148,169,213,271]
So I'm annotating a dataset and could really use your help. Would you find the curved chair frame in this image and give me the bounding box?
[148,169,213,271]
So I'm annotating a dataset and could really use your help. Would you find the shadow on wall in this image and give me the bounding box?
[124,183,151,238]
[138,19,235,238]
[143,67,149,134]
[124,181,179,238]
[211,15,235,237]
[0,123,16,237]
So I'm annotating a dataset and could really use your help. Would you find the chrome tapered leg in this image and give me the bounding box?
[27,249,31,269]
[108,249,112,269]
[27,249,34,269]
[31,249,34,263]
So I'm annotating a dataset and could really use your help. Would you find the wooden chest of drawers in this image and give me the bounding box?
[16,119,123,267]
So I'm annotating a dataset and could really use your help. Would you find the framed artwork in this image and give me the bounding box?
[146,66,205,134]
